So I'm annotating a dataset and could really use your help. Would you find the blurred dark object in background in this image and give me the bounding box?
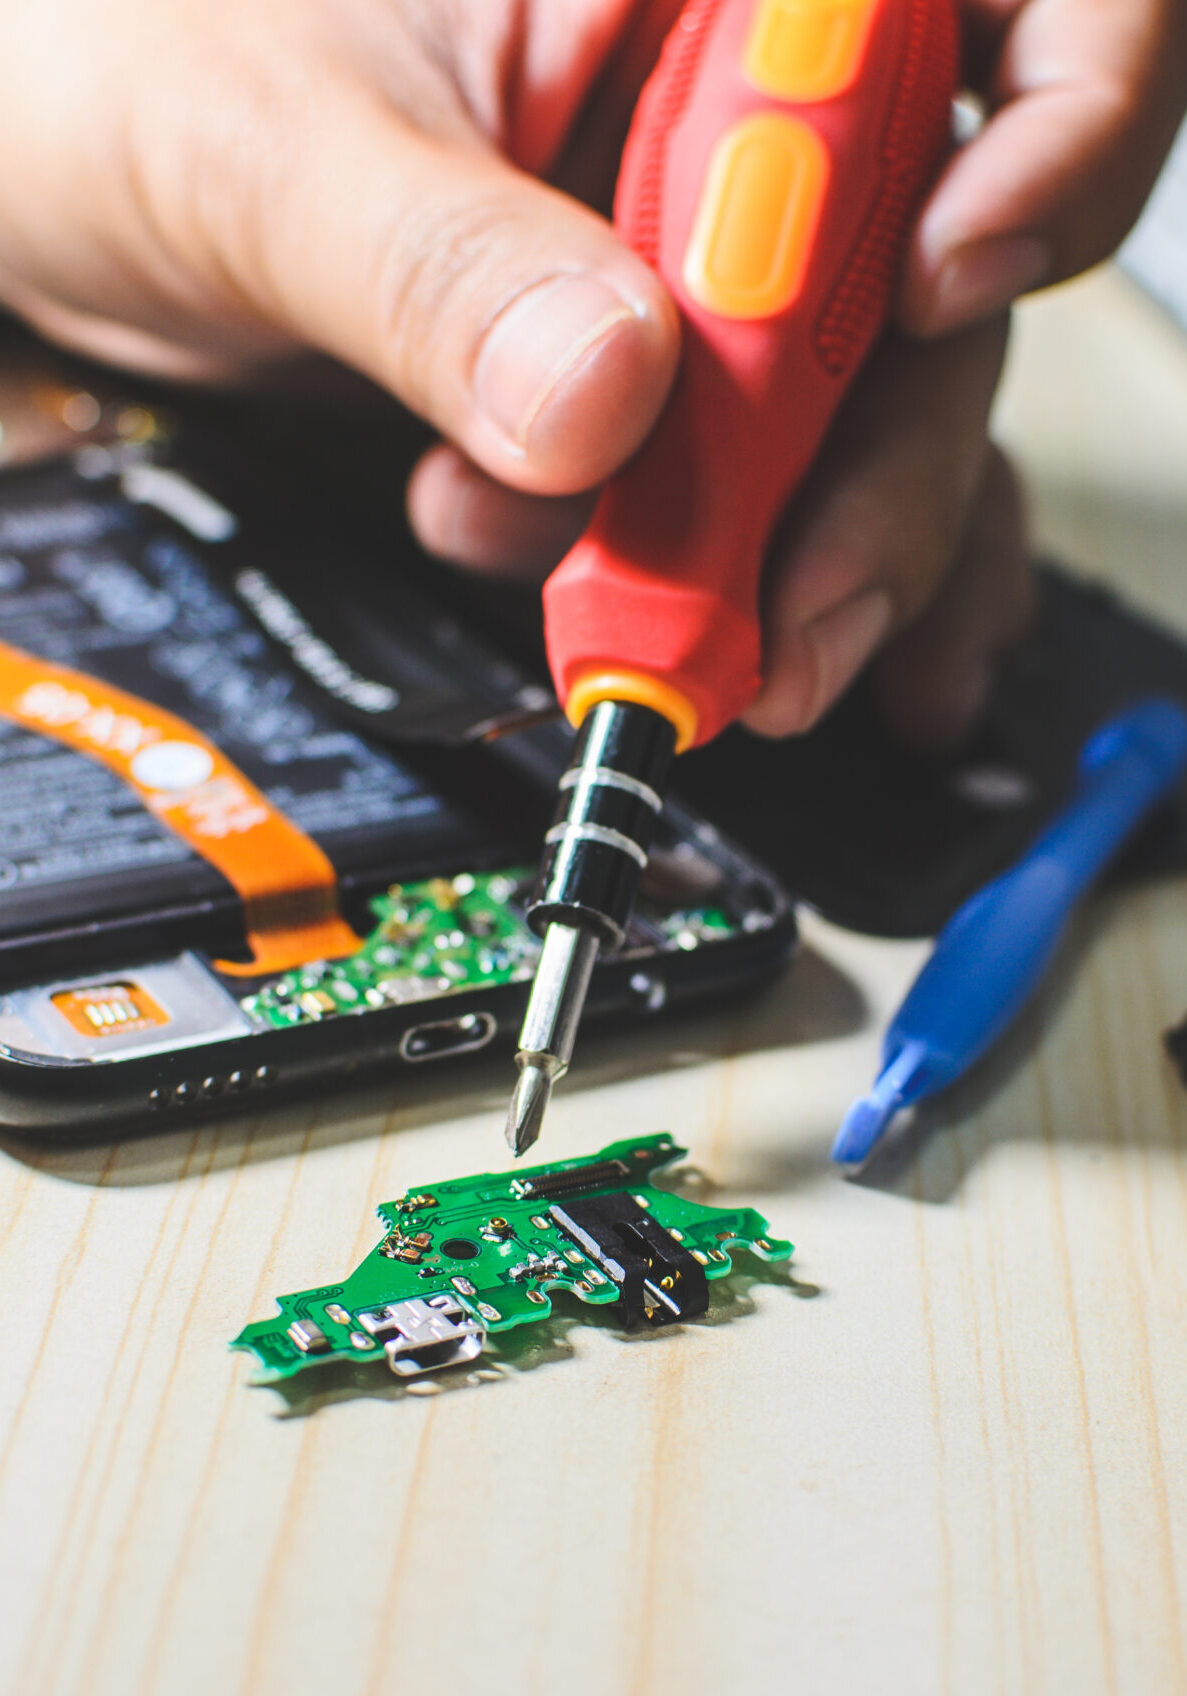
[677,570,1187,936]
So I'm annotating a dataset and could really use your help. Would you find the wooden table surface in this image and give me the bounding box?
[2,266,1186,1696]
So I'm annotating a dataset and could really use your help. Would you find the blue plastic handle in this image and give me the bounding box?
[832,698,1187,1164]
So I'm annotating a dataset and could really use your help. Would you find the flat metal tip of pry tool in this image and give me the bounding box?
[506,1059,554,1157]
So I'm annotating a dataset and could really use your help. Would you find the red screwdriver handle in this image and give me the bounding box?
[543,0,958,749]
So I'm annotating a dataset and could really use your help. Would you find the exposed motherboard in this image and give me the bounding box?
[232,1135,792,1386]
[239,871,539,1028]
[238,868,739,1032]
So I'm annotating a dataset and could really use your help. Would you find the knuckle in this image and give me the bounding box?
[116,43,297,311]
[372,183,531,408]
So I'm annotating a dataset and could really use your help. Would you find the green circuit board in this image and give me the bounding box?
[238,870,536,1029]
[237,869,737,1031]
[232,1135,792,1385]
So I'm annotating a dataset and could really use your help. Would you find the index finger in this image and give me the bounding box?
[900,0,1187,335]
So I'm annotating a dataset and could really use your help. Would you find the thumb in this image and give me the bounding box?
[243,82,680,496]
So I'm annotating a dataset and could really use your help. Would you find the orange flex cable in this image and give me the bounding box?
[0,639,363,976]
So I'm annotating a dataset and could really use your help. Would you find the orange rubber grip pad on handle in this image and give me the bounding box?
[0,639,362,976]
[543,0,958,747]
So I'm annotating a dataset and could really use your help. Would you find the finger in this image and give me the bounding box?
[231,76,680,497]
[550,0,686,209]
[0,275,264,383]
[741,316,1008,738]
[901,0,1187,335]
[871,446,1036,748]
[505,0,640,177]
[407,442,592,579]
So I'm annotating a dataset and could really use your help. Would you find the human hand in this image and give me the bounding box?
[0,0,682,486]
[411,0,1187,747]
[0,1,1181,745]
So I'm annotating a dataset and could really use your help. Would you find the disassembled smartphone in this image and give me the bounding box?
[0,422,794,1137]
[232,1134,792,1387]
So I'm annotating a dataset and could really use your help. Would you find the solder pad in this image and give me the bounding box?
[232,1135,792,1385]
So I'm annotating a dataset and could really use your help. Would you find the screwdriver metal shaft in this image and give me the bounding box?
[505,701,676,1155]
[505,922,600,1155]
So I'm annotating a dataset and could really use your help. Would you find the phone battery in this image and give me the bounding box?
[0,453,539,974]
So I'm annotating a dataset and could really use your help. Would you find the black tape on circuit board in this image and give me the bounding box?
[225,558,556,748]
[138,417,557,749]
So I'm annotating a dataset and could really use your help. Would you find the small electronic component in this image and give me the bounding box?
[51,981,168,1037]
[358,1296,484,1377]
[285,1318,330,1355]
[549,1193,708,1323]
[232,1135,792,1387]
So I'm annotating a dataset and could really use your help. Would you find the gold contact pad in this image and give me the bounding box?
[51,982,170,1038]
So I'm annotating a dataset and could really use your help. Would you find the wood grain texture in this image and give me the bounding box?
[2,266,1187,1696]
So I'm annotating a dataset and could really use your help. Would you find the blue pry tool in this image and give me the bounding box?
[832,697,1187,1166]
